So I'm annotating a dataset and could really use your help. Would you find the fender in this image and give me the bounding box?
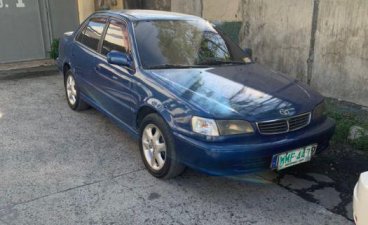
[138,97,176,129]
[137,97,196,139]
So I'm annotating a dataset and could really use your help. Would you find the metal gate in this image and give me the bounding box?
[0,0,79,63]
[0,0,46,63]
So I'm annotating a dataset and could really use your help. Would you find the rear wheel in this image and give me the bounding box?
[139,113,186,179]
[64,70,89,111]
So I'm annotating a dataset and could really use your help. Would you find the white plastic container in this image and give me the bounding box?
[354,171,368,225]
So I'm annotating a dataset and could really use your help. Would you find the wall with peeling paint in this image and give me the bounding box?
[202,0,242,21]
[311,0,368,107]
[171,0,202,16]
[238,0,313,82]
[238,0,368,106]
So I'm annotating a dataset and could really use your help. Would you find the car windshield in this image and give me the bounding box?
[133,19,250,69]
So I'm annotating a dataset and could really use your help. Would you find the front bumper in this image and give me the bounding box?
[173,118,336,176]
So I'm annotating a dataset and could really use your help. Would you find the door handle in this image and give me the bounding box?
[112,75,119,80]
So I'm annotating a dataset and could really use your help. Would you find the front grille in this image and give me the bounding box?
[257,113,311,135]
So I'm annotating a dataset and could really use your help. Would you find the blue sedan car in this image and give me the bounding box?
[57,10,335,178]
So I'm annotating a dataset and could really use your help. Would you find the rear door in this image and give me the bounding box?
[72,17,107,106]
[93,18,135,127]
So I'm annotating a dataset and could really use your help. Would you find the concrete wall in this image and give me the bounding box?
[124,0,170,10]
[77,0,124,23]
[202,0,241,21]
[238,0,368,106]
[171,0,202,16]
[311,0,368,106]
[141,0,171,11]
[171,0,242,21]
[239,0,313,82]
[77,0,95,22]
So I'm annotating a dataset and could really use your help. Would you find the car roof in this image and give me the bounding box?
[104,9,202,21]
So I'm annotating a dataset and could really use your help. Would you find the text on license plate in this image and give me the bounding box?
[271,144,317,170]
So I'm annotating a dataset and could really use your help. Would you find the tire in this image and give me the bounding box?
[139,113,186,179]
[64,70,89,111]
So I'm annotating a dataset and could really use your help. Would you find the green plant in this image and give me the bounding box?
[50,39,59,60]
[326,99,368,151]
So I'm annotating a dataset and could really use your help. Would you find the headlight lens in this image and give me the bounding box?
[191,116,219,136]
[217,120,254,135]
[313,101,326,120]
[191,117,254,136]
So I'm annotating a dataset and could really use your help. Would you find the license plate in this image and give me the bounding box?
[271,144,317,170]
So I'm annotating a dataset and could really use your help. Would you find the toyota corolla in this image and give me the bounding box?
[57,10,336,179]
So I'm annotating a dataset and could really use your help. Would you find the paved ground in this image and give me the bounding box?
[0,75,355,225]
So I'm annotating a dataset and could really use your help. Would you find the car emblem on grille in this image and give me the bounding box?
[279,108,295,116]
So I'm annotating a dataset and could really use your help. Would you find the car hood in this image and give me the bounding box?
[147,64,323,121]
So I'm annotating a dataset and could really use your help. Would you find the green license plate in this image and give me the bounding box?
[271,144,317,170]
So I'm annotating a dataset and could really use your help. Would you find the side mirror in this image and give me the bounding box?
[243,48,253,59]
[107,51,132,68]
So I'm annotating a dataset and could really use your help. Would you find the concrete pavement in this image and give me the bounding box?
[0,60,57,80]
[0,75,353,225]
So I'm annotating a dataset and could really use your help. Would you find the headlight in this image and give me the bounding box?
[217,120,254,135]
[313,101,326,120]
[191,116,219,136]
[191,116,254,136]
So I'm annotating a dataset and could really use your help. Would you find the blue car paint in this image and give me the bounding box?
[57,10,335,176]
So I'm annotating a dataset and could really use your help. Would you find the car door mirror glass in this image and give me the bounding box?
[107,51,131,67]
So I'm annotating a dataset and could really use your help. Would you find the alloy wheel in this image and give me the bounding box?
[142,124,167,171]
[66,75,77,106]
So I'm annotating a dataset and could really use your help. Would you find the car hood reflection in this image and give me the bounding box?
[148,64,323,121]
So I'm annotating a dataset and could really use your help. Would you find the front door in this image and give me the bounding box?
[72,17,107,105]
[94,19,135,127]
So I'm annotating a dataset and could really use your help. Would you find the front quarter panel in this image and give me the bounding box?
[132,71,197,136]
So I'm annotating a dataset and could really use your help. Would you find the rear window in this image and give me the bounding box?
[76,17,106,51]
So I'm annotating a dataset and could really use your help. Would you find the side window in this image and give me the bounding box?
[76,17,106,51]
[75,27,84,42]
[101,20,130,56]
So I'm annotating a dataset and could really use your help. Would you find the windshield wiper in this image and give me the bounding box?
[196,59,245,66]
[145,64,208,69]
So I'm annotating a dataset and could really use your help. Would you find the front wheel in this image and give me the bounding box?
[64,70,89,111]
[139,113,186,179]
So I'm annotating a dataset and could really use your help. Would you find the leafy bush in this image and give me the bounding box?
[50,39,59,60]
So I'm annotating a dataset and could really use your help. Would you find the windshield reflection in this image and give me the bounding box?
[134,20,248,68]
